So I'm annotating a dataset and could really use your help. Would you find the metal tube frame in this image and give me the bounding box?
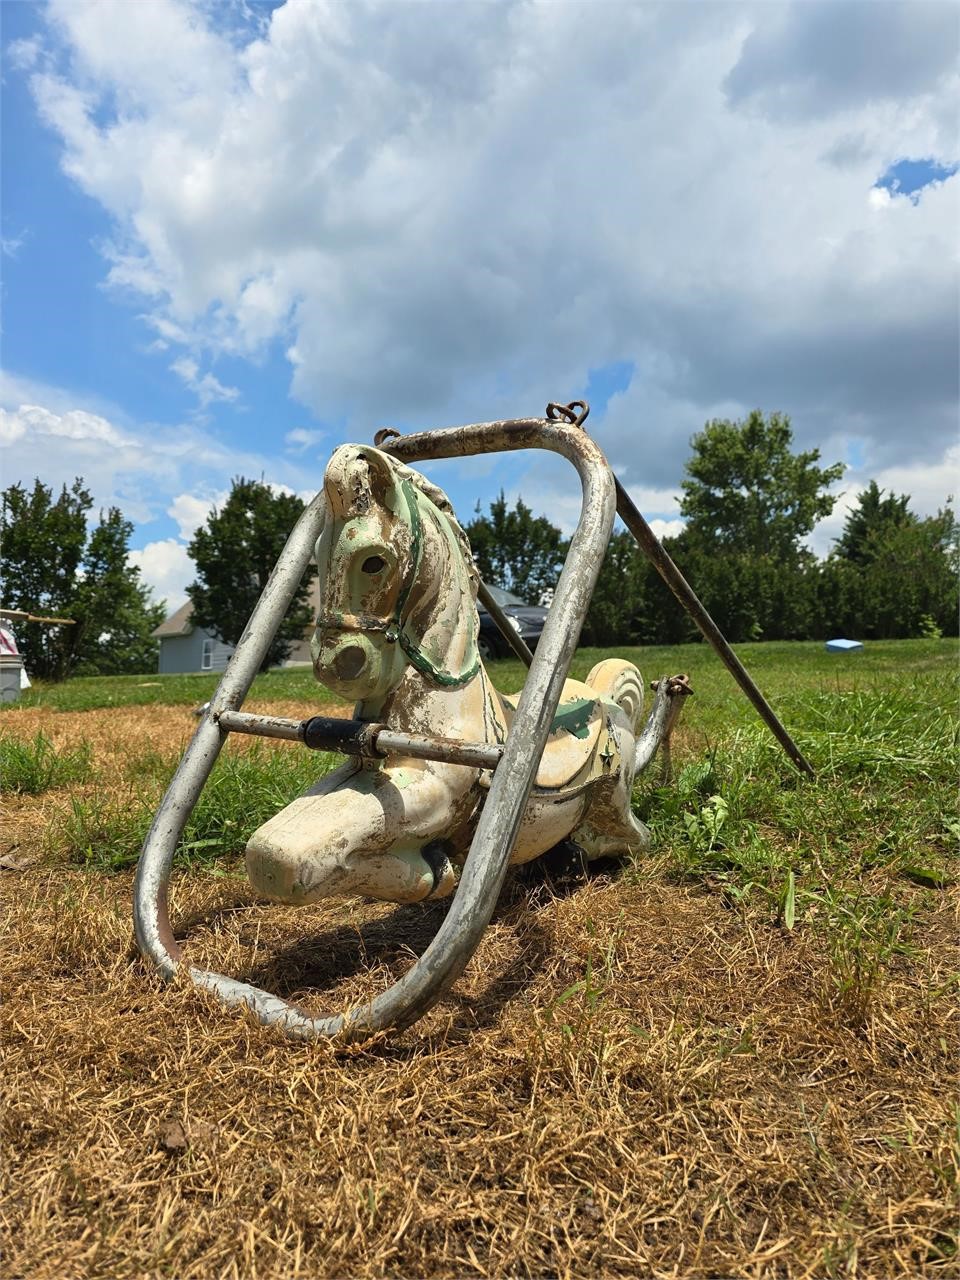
[217,709,505,771]
[133,417,616,1043]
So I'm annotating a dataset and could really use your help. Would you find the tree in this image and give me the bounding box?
[833,480,913,564]
[680,410,844,560]
[1,478,90,679]
[71,508,166,676]
[822,499,958,639]
[465,492,568,605]
[581,529,649,646]
[0,479,164,680]
[674,410,842,641]
[187,479,316,670]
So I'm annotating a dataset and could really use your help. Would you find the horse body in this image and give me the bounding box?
[245,445,653,907]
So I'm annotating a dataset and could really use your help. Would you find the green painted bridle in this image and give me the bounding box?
[316,476,480,688]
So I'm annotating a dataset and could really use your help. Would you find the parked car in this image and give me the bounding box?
[476,585,548,660]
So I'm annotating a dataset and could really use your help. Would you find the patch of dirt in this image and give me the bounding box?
[2,699,353,758]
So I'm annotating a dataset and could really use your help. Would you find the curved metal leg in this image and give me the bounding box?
[133,418,616,1042]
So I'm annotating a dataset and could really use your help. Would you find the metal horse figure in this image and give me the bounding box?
[246,445,683,908]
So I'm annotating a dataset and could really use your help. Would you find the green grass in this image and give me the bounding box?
[6,637,952,726]
[632,658,958,1025]
[2,666,342,713]
[54,741,340,872]
[0,731,93,794]
[15,637,960,1025]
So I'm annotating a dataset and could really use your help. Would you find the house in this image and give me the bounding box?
[152,578,322,674]
[152,601,237,674]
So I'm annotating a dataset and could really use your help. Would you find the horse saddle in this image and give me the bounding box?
[488,679,612,791]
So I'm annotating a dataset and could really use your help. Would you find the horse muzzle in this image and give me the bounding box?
[311,628,395,700]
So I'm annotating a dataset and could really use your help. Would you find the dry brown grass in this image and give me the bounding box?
[2,706,958,1279]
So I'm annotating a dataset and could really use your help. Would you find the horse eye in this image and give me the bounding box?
[361,555,386,574]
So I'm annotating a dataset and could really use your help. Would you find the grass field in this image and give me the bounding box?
[1,638,957,1278]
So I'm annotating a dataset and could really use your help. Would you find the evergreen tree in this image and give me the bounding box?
[823,500,958,639]
[187,478,315,670]
[465,492,569,605]
[833,481,913,564]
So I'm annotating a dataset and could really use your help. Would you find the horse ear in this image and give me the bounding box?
[323,445,397,518]
[361,448,398,509]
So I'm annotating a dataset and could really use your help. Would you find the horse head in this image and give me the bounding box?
[311,445,481,704]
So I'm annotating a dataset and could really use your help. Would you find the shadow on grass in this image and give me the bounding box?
[216,860,625,1039]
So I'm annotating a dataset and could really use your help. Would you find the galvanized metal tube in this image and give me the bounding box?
[613,478,815,777]
[216,711,304,742]
[633,678,683,775]
[132,491,328,978]
[476,580,534,667]
[379,729,501,769]
[133,419,615,1042]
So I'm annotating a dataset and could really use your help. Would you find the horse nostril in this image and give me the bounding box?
[334,645,366,681]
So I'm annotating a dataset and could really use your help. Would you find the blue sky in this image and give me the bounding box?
[2,0,957,610]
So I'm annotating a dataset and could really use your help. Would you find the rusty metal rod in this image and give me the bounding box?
[613,478,815,777]
[0,608,76,625]
[476,580,534,667]
[217,709,504,770]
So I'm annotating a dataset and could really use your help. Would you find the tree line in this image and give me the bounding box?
[466,411,956,645]
[2,411,955,681]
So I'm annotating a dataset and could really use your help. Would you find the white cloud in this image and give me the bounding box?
[170,355,239,407]
[868,185,893,210]
[623,485,683,519]
[0,375,315,529]
[646,518,686,543]
[724,0,958,121]
[15,0,960,499]
[7,36,42,72]
[128,538,193,610]
[1,230,28,258]
[1,403,131,448]
[167,491,225,540]
[284,427,325,453]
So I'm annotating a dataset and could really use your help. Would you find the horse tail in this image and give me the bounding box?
[584,658,644,736]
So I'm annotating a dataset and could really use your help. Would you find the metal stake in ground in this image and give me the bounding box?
[547,400,816,779]
[613,478,814,777]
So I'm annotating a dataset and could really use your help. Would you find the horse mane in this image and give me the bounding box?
[389,457,480,598]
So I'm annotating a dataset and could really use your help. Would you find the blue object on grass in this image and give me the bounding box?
[825,638,864,653]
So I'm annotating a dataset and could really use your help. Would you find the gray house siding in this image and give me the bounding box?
[153,590,319,674]
[157,629,234,675]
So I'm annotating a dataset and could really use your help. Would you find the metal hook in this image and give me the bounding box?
[545,400,590,427]
[374,426,402,447]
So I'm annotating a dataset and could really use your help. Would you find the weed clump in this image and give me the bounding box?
[0,731,92,794]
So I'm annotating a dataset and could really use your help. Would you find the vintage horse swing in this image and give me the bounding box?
[134,402,812,1043]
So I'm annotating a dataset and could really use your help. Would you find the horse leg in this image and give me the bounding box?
[245,761,467,906]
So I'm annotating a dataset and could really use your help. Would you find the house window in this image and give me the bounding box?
[201,637,214,670]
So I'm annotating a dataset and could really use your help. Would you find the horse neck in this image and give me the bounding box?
[360,665,489,741]
[358,499,490,738]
